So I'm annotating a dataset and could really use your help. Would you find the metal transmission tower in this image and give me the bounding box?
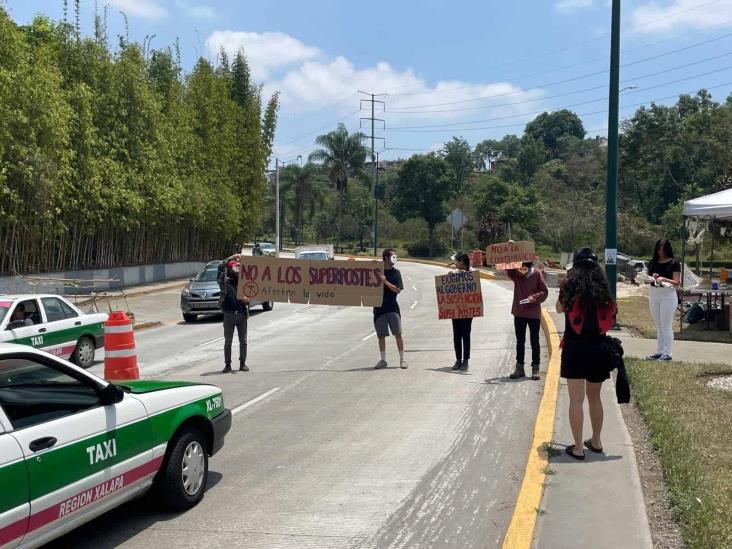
[359,91,386,257]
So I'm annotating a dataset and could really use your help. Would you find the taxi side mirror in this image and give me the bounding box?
[100,383,125,405]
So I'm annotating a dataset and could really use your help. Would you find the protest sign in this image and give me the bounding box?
[237,257,384,307]
[434,271,484,320]
[486,241,535,270]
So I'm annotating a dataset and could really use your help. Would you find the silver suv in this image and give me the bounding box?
[180,261,272,322]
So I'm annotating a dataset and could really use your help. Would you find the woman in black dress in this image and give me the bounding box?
[556,248,617,460]
[647,239,681,361]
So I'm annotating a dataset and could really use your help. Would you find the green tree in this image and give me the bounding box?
[309,123,367,192]
[525,110,586,153]
[440,136,473,193]
[389,154,453,256]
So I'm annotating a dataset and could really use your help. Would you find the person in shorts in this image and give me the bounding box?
[374,248,407,370]
[556,247,617,460]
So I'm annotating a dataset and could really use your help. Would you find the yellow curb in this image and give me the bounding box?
[502,307,561,549]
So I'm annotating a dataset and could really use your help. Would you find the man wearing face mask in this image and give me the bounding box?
[506,260,548,381]
[373,248,407,370]
[217,253,250,373]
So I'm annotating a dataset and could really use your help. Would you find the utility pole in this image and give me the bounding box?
[605,0,621,299]
[359,91,386,256]
[275,158,280,258]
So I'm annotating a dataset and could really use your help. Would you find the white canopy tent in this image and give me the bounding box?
[682,187,732,286]
[683,188,732,221]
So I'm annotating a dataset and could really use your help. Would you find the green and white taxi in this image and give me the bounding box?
[0,295,107,369]
[0,343,231,548]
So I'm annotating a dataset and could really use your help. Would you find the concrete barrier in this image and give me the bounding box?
[0,261,206,295]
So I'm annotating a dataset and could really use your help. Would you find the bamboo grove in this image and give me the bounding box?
[0,6,278,275]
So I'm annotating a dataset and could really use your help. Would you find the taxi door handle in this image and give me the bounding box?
[29,437,57,452]
[74,321,82,326]
[38,328,47,333]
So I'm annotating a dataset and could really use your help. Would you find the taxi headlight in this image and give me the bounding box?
[182,287,191,297]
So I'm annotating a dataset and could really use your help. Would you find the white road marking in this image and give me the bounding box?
[361,331,377,341]
[410,301,418,309]
[294,305,311,313]
[232,387,281,416]
[412,285,418,291]
[406,275,413,281]
[195,336,224,347]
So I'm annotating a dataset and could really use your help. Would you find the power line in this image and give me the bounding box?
[387,80,732,133]
[385,52,732,116]
[376,0,725,97]
[275,109,360,147]
[388,65,732,130]
[388,32,732,112]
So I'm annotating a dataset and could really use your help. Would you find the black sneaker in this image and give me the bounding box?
[509,365,525,379]
[452,360,462,370]
[459,359,469,371]
[239,364,250,372]
[222,365,232,373]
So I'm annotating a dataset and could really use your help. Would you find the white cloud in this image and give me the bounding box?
[108,0,167,19]
[266,56,546,127]
[555,0,596,12]
[206,31,320,79]
[631,0,732,33]
[175,0,216,19]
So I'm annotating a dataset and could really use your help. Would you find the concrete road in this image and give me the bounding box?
[49,262,547,549]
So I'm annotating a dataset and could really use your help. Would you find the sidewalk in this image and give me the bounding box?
[531,310,653,549]
[614,329,732,362]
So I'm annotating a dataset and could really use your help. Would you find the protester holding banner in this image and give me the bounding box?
[556,247,617,460]
[450,253,474,371]
[218,253,250,373]
[506,261,548,381]
[374,248,407,370]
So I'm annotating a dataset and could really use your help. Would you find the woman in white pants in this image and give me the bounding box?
[647,239,681,361]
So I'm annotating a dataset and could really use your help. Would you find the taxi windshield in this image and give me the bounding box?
[0,301,11,325]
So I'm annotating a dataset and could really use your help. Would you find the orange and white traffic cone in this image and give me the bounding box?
[104,311,139,380]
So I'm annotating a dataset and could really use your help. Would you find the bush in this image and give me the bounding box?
[406,239,448,258]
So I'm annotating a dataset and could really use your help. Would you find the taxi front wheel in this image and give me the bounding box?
[156,428,208,511]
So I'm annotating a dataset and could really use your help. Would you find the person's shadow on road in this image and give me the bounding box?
[484,376,531,384]
[426,366,471,375]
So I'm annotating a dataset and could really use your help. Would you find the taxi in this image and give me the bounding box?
[0,343,231,548]
[0,295,107,369]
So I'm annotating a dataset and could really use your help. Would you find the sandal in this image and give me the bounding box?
[583,439,603,453]
[565,444,585,461]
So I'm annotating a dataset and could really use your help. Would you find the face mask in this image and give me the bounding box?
[232,265,240,274]
[390,255,397,265]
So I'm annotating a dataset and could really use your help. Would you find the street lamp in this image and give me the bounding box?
[297,155,303,167]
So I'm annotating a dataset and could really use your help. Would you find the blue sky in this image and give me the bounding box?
[7,0,732,165]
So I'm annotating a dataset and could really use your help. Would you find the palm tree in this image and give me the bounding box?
[308,123,368,193]
[280,163,326,245]
[309,124,368,245]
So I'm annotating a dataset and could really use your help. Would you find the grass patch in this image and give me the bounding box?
[542,465,556,476]
[626,358,732,548]
[541,441,561,458]
[617,295,732,344]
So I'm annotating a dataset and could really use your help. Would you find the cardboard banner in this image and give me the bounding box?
[435,271,484,320]
[486,241,535,270]
[237,256,384,307]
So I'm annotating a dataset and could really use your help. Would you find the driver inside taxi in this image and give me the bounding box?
[10,303,34,326]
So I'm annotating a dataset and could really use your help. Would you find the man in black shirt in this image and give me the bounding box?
[218,254,250,373]
[373,248,407,369]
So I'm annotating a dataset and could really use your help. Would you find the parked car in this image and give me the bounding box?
[294,245,334,260]
[180,261,272,322]
[0,343,231,547]
[0,294,107,368]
